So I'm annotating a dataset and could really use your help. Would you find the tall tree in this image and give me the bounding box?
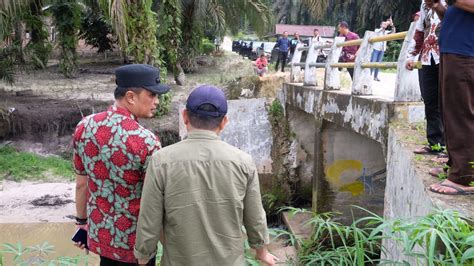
[49,0,82,78]
[98,0,159,65]
[177,0,272,73]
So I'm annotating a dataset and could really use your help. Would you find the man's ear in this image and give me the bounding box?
[218,116,229,131]
[125,90,136,105]
[182,109,190,126]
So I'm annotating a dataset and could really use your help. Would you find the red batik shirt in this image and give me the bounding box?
[73,105,161,263]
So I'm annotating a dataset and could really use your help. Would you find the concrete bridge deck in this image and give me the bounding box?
[279,82,473,263]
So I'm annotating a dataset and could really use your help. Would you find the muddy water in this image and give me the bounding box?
[0,223,99,264]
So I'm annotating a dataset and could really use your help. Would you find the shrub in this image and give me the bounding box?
[200,38,215,55]
[155,92,172,118]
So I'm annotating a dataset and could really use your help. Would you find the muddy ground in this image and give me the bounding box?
[0,47,289,223]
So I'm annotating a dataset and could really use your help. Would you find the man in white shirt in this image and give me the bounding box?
[370,17,395,81]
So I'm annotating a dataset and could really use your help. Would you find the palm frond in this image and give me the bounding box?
[302,0,330,20]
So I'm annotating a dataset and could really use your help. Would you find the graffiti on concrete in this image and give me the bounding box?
[325,159,386,196]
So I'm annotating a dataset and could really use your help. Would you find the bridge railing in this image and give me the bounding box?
[290,22,421,102]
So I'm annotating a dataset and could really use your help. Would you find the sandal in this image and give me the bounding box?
[429,182,474,195]
[414,146,439,155]
[430,154,449,164]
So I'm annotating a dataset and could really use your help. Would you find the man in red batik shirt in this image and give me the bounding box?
[73,64,170,265]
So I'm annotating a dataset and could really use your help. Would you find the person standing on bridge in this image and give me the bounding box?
[73,64,170,265]
[370,17,396,82]
[274,31,290,72]
[134,85,277,265]
[406,0,446,159]
[290,31,301,58]
[427,0,474,195]
[338,21,360,80]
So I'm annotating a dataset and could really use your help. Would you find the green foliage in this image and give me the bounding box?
[126,0,160,65]
[390,209,474,265]
[155,92,172,118]
[296,210,383,265]
[384,41,402,62]
[200,38,215,55]
[24,1,52,69]
[430,143,446,153]
[0,146,74,181]
[49,0,82,78]
[268,99,284,122]
[80,8,115,53]
[0,48,15,85]
[0,241,89,265]
[157,0,182,80]
[278,207,474,265]
[300,0,419,36]
[261,187,289,217]
[414,155,424,162]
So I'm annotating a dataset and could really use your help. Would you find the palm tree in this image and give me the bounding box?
[300,0,419,33]
[177,0,272,73]
[0,0,31,83]
[97,0,159,65]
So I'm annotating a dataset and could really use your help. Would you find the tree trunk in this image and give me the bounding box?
[174,62,185,85]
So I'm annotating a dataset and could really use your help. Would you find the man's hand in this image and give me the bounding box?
[406,60,416,71]
[138,259,149,265]
[256,252,279,266]
[256,248,279,266]
[73,224,89,254]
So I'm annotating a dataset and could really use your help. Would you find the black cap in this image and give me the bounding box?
[186,85,228,117]
[115,64,170,95]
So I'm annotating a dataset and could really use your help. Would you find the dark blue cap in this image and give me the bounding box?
[186,85,228,117]
[115,64,170,95]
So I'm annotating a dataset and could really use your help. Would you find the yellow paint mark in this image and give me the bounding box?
[325,160,365,196]
[339,181,365,196]
[326,160,363,186]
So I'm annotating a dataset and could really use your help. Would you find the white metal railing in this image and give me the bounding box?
[289,22,421,102]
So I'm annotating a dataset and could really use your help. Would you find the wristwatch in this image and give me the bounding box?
[75,216,87,225]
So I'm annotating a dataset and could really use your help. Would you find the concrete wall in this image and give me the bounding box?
[319,123,387,221]
[286,106,317,200]
[179,98,273,174]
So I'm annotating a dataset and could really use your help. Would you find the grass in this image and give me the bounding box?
[277,207,474,265]
[0,146,74,182]
[414,155,424,162]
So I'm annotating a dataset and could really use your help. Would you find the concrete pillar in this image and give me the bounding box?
[324,36,345,90]
[352,31,375,95]
[394,22,421,102]
[304,41,319,87]
[290,43,304,83]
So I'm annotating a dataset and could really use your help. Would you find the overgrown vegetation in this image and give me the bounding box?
[279,207,474,265]
[80,7,115,54]
[0,146,74,181]
[49,0,82,78]
[265,99,297,221]
[0,242,90,265]
[155,92,172,118]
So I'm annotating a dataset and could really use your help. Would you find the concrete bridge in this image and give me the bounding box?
[190,22,473,262]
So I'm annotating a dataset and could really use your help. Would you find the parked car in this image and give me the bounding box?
[232,40,242,52]
[256,42,276,59]
[248,41,263,60]
[238,41,253,57]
